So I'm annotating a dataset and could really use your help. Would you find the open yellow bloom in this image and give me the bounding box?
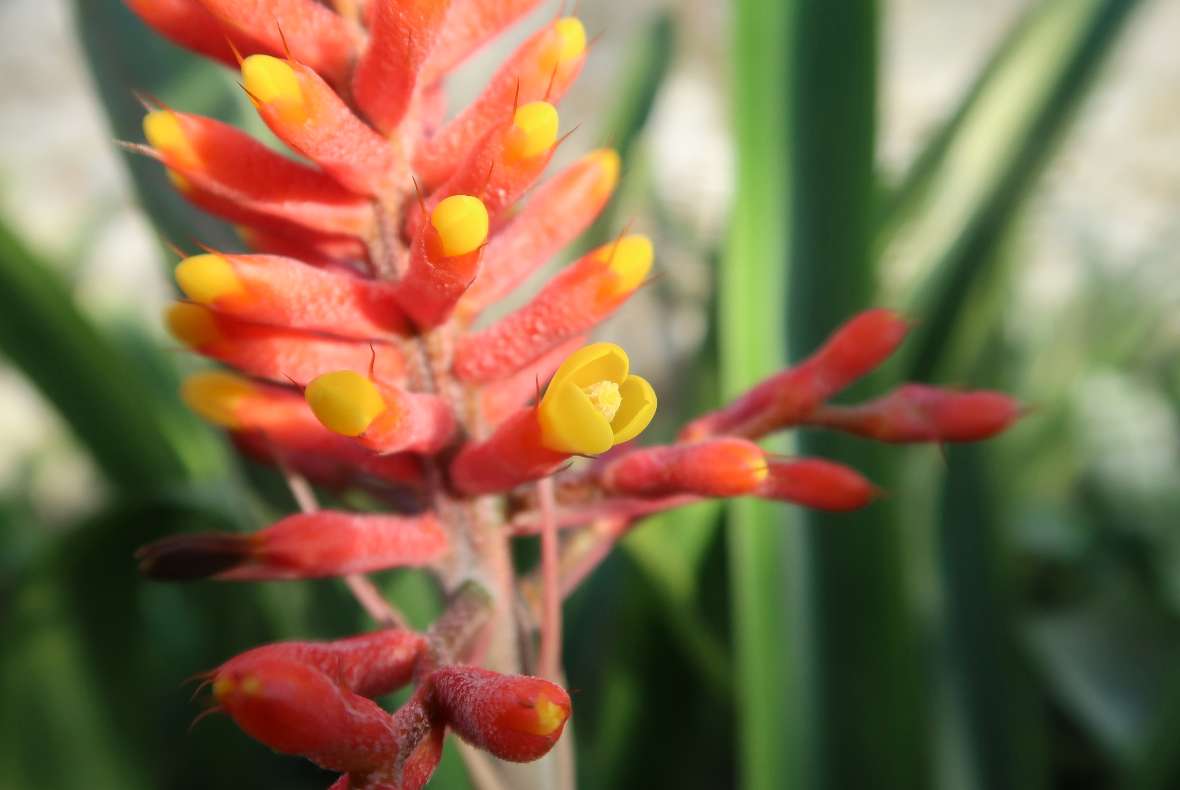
[537,343,657,455]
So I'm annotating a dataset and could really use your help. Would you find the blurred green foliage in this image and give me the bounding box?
[0,0,1176,788]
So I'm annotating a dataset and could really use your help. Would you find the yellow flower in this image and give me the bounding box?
[537,343,657,455]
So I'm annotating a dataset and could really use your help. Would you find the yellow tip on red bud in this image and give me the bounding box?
[167,169,192,193]
[175,254,245,305]
[554,17,586,63]
[165,302,221,348]
[505,102,559,161]
[528,696,569,737]
[305,370,387,437]
[143,110,200,170]
[181,371,256,429]
[538,342,657,454]
[212,677,234,701]
[598,235,653,298]
[430,195,489,258]
[584,148,620,199]
[241,55,306,124]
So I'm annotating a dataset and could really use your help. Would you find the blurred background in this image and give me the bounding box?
[2,0,1179,788]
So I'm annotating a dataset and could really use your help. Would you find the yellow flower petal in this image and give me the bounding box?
[611,375,657,444]
[537,379,614,455]
[543,342,629,401]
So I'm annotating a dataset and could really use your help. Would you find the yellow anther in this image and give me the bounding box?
[241,55,307,125]
[584,148,620,200]
[165,302,221,348]
[240,675,262,696]
[305,370,387,437]
[538,343,657,454]
[181,371,256,429]
[597,235,653,300]
[505,101,559,161]
[212,677,235,701]
[529,696,568,737]
[143,110,201,170]
[582,380,622,423]
[430,195,489,258]
[175,254,245,305]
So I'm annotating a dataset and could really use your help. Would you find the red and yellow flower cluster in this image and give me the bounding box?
[123,1,1023,787]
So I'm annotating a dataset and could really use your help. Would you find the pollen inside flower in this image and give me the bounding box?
[241,55,306,124]
[430,195,489,258]
[505,102,559,161]
[582,380,622,423]
[175,254,245,305]
[142,110,201,170]
[305,371,387,437]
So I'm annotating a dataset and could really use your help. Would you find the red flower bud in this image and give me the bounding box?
[682,309,909,440]
[453,236,653,384]
[212,655,399,773]
[173,252,406,339]
[137,510,447,581]
[756,458,878,511]
[806,383,1023,443]
[601,438,769,498]
[216,628,428,699]
[426,666,571,763]
[166,303,406,387]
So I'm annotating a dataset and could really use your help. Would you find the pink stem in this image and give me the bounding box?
[511,494,701,535]
[280,463,409,629]
[537,476,561,680]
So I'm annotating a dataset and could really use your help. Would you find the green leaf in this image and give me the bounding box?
[725,1,806,789]
[785,4,928,789]
[0,218,188,491]
[880,0,1142,381]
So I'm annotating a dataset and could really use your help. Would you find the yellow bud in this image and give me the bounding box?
[430,195,489,258]
[305,371,387,437]
[749,455,771,485]
[143,110,201,170]
[241,55,306,125]
[212,677,235,701]
[505,101,559,161]
[530,697,569,737]
[554,17,586,63]
[181,371,256,428]
[175,254,245,305]
[538,343,656,454]
[540,17,586,74]
[597,235,653,299]
[240,675,262,696]
[584,148,620,200]
[165,302,221,348]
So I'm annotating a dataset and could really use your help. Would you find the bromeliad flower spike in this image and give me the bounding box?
[124,2,1025,787]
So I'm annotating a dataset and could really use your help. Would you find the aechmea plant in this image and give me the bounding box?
[120,1,1024,787]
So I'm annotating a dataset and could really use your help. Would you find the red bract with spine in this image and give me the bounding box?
[123,1,1026,787]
